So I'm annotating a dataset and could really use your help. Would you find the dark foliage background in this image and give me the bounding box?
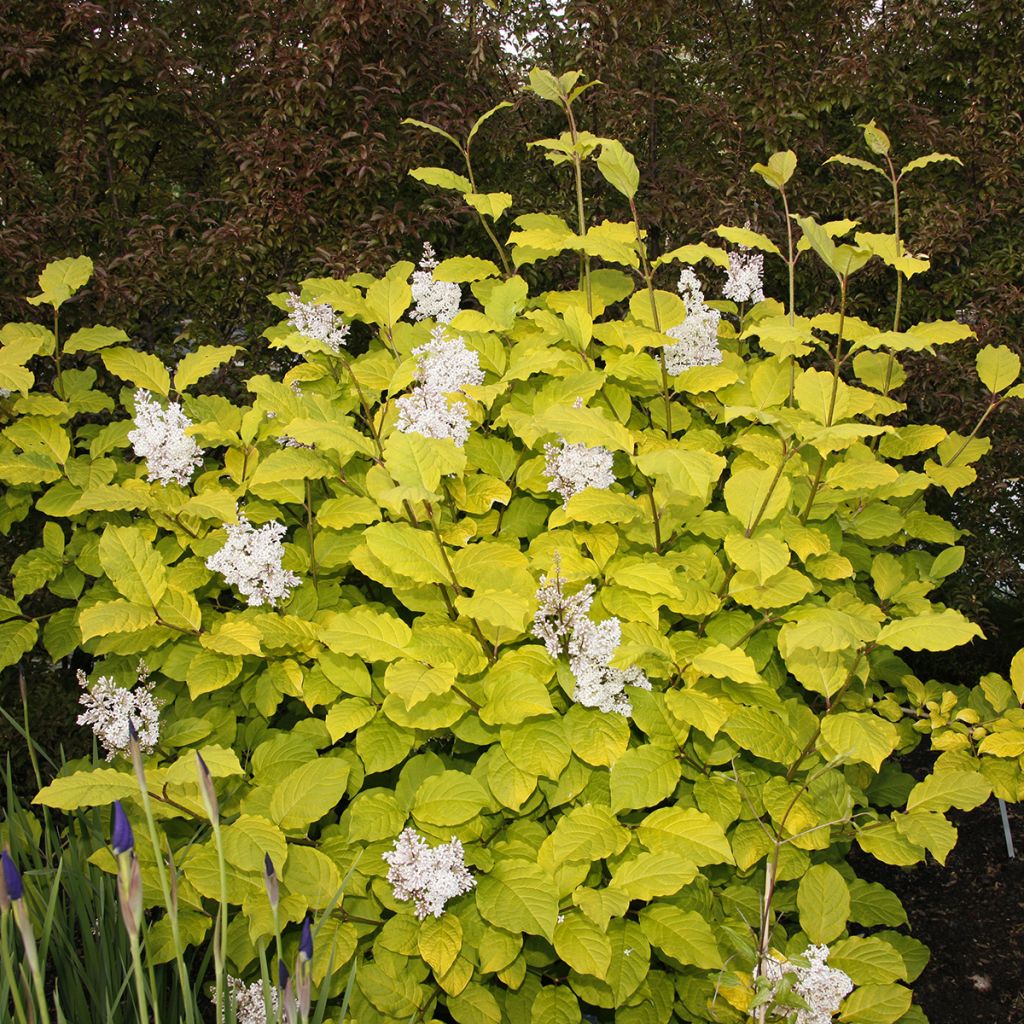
[2,0,1022,683]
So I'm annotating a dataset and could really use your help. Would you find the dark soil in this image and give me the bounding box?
[852,799,1024,1024]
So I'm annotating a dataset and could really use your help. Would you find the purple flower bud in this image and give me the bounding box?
[278,959,289,989]
[299,914,313,961]
[1,850,22,902]
[111,801,134,855]
[263,852,279,910]
[128,720,139,743]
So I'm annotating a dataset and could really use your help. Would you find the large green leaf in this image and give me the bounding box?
[269,759,350,830]
[797,862,850,943]
[476,859,558,940]
[98,525,167,608]
[639,904,722,969]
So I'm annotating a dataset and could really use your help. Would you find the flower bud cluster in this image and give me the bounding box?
[663,268,723,375]
[396,327,484,448]
[286,294,349,352]
[762,944,854,1024]
[224,976,278,1024]
[383,828,476,919]
[128,389,204,486]
[723,249,765,304]
[543,437,615,506]
[76,669,161,761]
[410,243,461,324]
[205,514,300,607]
[532,562,651,716]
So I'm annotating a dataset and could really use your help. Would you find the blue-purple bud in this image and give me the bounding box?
[263,852,279,910]
[278,959,290,989]
[128,720,139,743]
[111,800,134,855]
[1,850,23,902]
[299,914,313,961]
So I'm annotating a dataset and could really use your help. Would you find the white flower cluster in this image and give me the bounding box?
[223,976,278,1024]
[410,243,461,324]
[128,389,204,486]
[395,327,484,448]
[762,945,854,1024]
[383,828,475,919]
[286,294,349,352]
[723,249,765,304]
[532,563,650,716]
[76,669,161,761]
[0,388,10,399]
[663,268,724,375]
[543,438,615,506]
[205,515,299,608]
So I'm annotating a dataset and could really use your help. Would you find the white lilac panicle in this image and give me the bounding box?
[383,828,475,920]
[395,327,483,448]
[762,945,854,1024]
[205,515,300,608]
[395,388,473,448]
[662,268,723,375]
[128,389,204,486]
[414,326,484,395]
[723,249,765,304]
[286,294,349,352]
[76,669,161,761]
[222,977,278,1024]
[531,559,596,658]
[532,563,651,717]
[410,243,462,324]
[543,438,615,506]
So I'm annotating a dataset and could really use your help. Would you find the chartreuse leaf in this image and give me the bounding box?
[98,525,167,608]
[820,713,899,771]
[724,465,791,530]
[449,983,502,1024]
[905,770,990,814]
[596,139,639,199]
[751,150,797,189]
[875,609,983,651]
[174,345,240,391]
[64,325,130,354]
[976,344,1021,393]
[839,983,912,1024]
[635,807,733,865]
[827,936,908,985]
[797,863,850,943]
[530,986,581,1024]
[418,913,462,976]
[320,606,412,662]
[476,859,558,940]
[608,851,697,901]
[103,348,170,396]
[412,770,488,826]
[79,600,156,642]
[554,912,612,978]
[609,745,681,813]
[409,166,472,192]
[466,192,513,220]
[715,225,781,256]
[27,256,93,308]
[269,758,349,830]
[639,904,722,969]
[35,768,138,808]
